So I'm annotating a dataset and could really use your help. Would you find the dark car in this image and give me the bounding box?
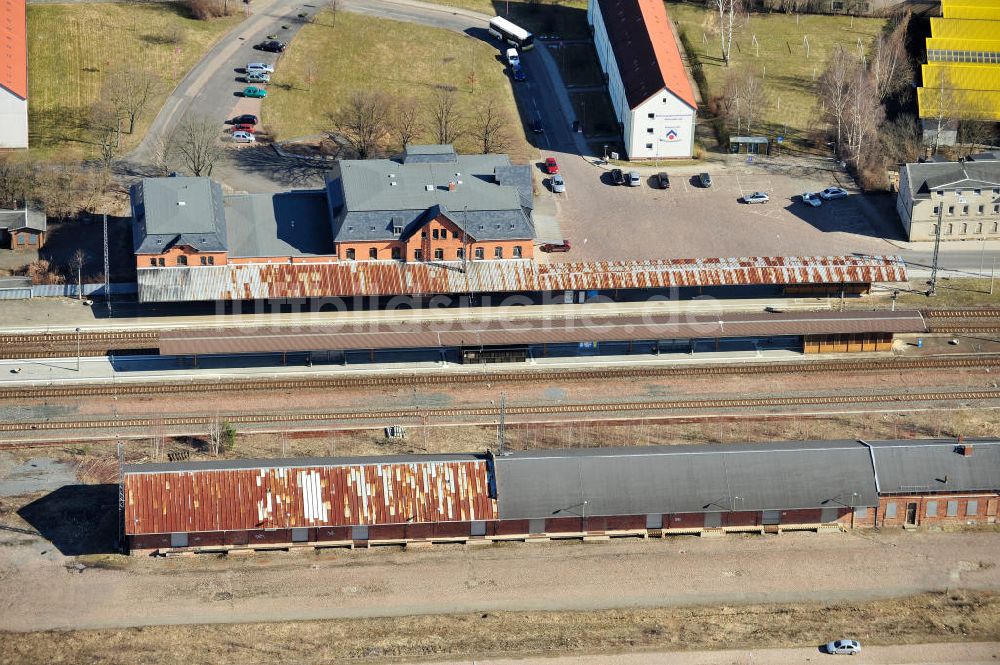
[540,240,572,253]
[610,168,625,185]
[655,172,670,189]
[699,172,713,187]
[511,64,526,82]
[255,40,286,53]
[230,114,258,125]
[530,117,543,134]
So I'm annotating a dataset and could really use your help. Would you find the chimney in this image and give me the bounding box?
[961,444,973,457]
[448,181,456,192]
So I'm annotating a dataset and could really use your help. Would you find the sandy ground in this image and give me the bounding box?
[1,525,999,632]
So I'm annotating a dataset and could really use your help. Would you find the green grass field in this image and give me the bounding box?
[264,10,533,162]
[27,3,242,157]
[668,2,888,147]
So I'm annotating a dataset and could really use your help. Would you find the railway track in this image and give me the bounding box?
[2,389,998,434]
[2,355,999,400]
[923,308,1000,334]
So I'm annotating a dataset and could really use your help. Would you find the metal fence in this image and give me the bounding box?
[0,282,137,300]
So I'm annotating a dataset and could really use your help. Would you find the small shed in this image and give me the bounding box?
[729,136,770,155]
[0,208,47,250]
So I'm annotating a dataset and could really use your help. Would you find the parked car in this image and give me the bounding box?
[742,191,770,204]
[530,117,544,134]
[610,168,625,185]
[545,157,559,174]
[243,86,267,98]
[655,172,670,189]
[819,186,849,200]
[540,240,571,252]
[506,47,520,66]
[551,174,565,193]
[511,64,526,82]
[801,192,822,207]
[698,172,713,187]
[255,40,286,52]
[232,130,256,143]
[231,123,256,133]
[230,114,258,125]
[246,71,271,83]
[824,640,861,655]
[246,62,275,73]
[627,171,641,187]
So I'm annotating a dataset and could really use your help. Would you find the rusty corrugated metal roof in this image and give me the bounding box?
[136,255,909,303]
[124,458,496,535]
[158,310,927,356]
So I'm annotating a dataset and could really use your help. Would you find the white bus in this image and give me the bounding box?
[488,16,534,50]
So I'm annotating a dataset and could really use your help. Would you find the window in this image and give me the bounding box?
[994,205,999,214]
[369,247,378,259]
[434,248,443,260]
[392,226,402,235]
[977,223,983,234]
[421,231,427,239]
[993,189,999,196]
[158,257,165,267]
[933,206,940,214]
[647,113,654,119]
[441,229,448,239]
[345,248,355,260]
[854,507,869,519]
[494,246,503,259]
[979,205,985,215]
[370,226,376,232]
[994,222,999,233]
[414,249,423,261]
[456,248,464,260]
[513,245,522,258]
[947,206,955,215]
[946,223,954,235]
[391,246,401,260]
[474,247,484,260]
[967,500,979,516]
[926,500,938,517]
[149,258,157,267]
[177,255,188,266]
[885,502,897,519]
[27,235,35,245]
[946,500,958,517]
[974,189,981,195]
[207,256,214,265]
[432,229,439,239]
[961,223,968,234]
[962,206,969,215]
[646,127,654,134]
[646,143,653,149]
[16,235,24,245]
[932,224,939,235]
[200,256,207,265]
[956,189,963,196]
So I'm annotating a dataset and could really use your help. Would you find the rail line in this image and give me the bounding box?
[2,389,998,434]
[2,355,999,400]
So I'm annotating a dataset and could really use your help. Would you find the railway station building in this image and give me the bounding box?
[122,438,1000,554]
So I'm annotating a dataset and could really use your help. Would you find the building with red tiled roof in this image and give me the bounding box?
[588,0,697,159]
[0,0,28,149]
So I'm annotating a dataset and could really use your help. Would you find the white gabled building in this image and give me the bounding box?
[0,0,29,149]
[587,0,697,160]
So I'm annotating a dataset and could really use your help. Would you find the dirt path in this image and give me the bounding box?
[1,528,998,632]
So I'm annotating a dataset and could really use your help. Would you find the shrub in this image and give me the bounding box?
[186,0,238,20]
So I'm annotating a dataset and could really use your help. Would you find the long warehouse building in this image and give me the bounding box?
[123,438,1000,554]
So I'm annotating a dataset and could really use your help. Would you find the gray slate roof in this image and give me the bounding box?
[401,144,460,164]
[869,439,1000,494]
[493,440,880,520]
[903,157,1000,199]
[224,191,335,258]
[131,177,227,253]
[326,147,535,243]
[0,208,46,233]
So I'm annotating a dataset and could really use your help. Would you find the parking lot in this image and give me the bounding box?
[541,154,902,262]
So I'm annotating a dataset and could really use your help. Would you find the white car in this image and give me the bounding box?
[819,187,848,200]
[627,171,641,187]
[551,174,565,193]
[742,191,769,204]
[825,639,861,655]
[232,130,256,143]
[506,47,520,66]
[801,192,822,207]
[247,62,275,74]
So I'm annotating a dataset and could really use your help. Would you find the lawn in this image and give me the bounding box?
[26,3,242,158]
[668,2,889,149]
[264,10,533,162]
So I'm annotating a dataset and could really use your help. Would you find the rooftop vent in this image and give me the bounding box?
[177,201,186,206]
[390,182,398,186]
[388,173,396,178]
[425,185,434,191]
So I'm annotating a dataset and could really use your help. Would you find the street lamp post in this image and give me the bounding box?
[75,327,82,372]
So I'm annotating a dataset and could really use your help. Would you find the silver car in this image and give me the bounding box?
[627,171,641,187]
[825,639,861,655]
[742,191,769,204]
[246,71,271,83]
[551,174,565,193]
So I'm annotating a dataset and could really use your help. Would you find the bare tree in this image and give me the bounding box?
[818,44,860,153]
[715,0,741,65]
[870,14,911,104]
[171,115,224,176]
[33,160,100,221]
[957,120,998,158]
[71,249,87,301]
[390,97,424,149]
[330,91,391,159]
[89,102,122,172]
[0,153,33,209]
[879,113,921,165]
[104,65,159,135]
[150,134,173,176]
[327,0,340,26]
[207,414,236,456]
[843,69,884,168]
[723,67,768,135]
[930,67,957,154]
[471,103,511,154]
[429,87,462,145]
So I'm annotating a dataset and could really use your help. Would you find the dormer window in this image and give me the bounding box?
[392,226,402,235]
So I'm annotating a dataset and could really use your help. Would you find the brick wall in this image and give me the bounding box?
[138,245,228,268]
[877,494,998,527]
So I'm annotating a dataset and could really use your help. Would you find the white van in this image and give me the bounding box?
[232,131,256,143]
[506,47,519,66]
[246,62,275,74]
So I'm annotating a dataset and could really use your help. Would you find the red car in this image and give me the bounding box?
[540,240,571,253]
[231,123,255,133]
[545,157,559,174]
